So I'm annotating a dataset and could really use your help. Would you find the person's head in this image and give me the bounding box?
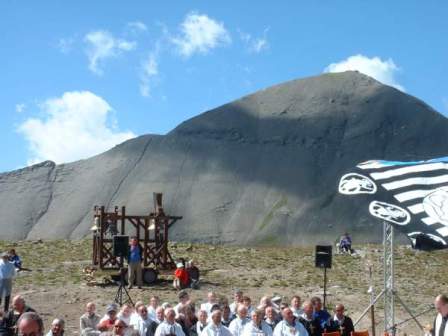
[120,304,133,317]
[259,296,272,308]
[233,289,243,303]
[8,249,16,256]
[13,295,26,313]
[279,303,289,310]
[106,304,118,319]
[17,312,44,336]
[113,319,127,336]
[0,252,8,261]
[310,297,322,311]
[251,309,263,326]
[134,301,144,313]
[150,296,160,308]
[435,295,448,316]
[334,304,345,319]
[281,308,294,324]
[291,296,301,309]
[181,304,195,321]
[207,292,217,303]
[155,307,164,322]
[210,309,222,326]
[130,237,138,246]
[86,302,96,316]
[302,301,313,318]
[50,319,64,336]
[236,304,248,319]
[138,305,148,318]
[165,308,176,324]
[198,310,208,324]
[242,296,251,308]
[265,306,276,320]
[222,305,231,320]
[178,290,189,304]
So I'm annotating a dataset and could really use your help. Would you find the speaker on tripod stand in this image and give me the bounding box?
[315,245,332,309]
[112,235,133,306]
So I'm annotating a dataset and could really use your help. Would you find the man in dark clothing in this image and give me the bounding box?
[3,296,35,336]
[298,301,322,336]
[324,304,354,336]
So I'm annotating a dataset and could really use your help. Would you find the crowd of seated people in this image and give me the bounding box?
[0,290,358,336]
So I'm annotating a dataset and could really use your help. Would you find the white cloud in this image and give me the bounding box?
[15,103,26,113]
[140,53,159,97]
[127,21,148,33]
[84,30,136,75]
[171,12,231,57]
[18,91,136,165]
[239,28,269,53]
[324,54,404,91]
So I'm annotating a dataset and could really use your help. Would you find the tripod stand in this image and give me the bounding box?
[114,268,134,306]
[354,221,425,335]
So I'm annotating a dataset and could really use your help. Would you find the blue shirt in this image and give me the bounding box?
[129,245,141,263]
[313,310,331,329]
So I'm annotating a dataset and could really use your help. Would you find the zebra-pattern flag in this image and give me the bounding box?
[338,156,448,250]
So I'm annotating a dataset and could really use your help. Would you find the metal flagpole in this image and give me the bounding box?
[383,221,395,335]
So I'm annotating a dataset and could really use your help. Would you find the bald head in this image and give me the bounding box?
[435,295,448,316]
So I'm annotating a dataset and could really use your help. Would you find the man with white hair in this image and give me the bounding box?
[191,310,208,336]
[17,312,44,336]
[200,309,232,336]
[0,252,16,312]
[46,318,65,336]
[242,309,272,336]
[273,308,308,336]
[433,294,448,336]
[229,305,249,336]
[80,302,100,336]
[155,308,185,336]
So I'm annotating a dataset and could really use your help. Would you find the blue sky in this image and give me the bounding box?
[1,1,447,173]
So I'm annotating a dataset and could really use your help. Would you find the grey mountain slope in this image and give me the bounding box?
[1,71,448,243]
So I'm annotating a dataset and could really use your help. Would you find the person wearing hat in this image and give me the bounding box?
[98,304,119,332]
[173,263,190,290]
[0,252,16,312]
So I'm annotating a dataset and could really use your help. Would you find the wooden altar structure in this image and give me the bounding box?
[92,193,182,270]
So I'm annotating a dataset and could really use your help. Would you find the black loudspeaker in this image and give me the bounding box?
[113,235,129,257]
[315,245,332,269]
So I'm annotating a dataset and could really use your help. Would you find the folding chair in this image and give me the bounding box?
[351,331,369,336]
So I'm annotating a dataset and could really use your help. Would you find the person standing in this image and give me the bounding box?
[128,237,143,289]
[433,294,448,336]
[0,252,16,312]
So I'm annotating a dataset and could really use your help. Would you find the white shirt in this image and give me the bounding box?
[155,321,185,336]
[434,313,448,336]
[291,309,303,318]
[241,321,273,336]
[147,306,157,321]
[273,320,308,336]
[201,303,216,315]
[196,322,208,335]
[0,260,16,279]
[136,315,154,336]
[130,312,141,329]
[229,317,250,336]
[200,323,233,336]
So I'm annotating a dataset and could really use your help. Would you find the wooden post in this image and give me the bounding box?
[121,206,126,234]
[99,206,105,269]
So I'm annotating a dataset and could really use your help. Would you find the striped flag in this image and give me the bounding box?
[338,156,448,250]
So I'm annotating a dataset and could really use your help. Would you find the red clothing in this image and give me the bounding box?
[97,317,116,331]
[174,268,190,286]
